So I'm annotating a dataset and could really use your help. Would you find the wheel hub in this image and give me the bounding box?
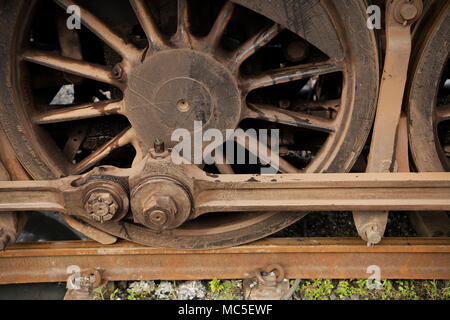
[124,49,242,149]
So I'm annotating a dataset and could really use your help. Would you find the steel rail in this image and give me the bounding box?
[0,238,449,284]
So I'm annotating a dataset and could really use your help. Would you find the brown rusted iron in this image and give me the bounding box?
[64,267,104,300]
[353,0,423,246]
[0,126,118,248]
[0,128,30,181]
[62,215,117,245]
[1,167,450,217]
[0,238,449,284]
[244,264,290,300]
[396,116,450,238]
[1,0,382,248]
[0,129,29,251]
[408,1,449,172]
[0,0,446,254]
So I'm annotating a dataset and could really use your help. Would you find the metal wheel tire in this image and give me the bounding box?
[0,0,379,249]
[408,1,449,172]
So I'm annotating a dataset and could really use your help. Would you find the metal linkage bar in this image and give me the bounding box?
[0,238,449,284]
[1,171,450,216]
[353,0,424,246]
[193,172,450,216]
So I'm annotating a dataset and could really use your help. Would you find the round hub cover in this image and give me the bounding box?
[124,49,242,149]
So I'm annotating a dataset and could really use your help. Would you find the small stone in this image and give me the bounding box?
[128,281,155,296]
[177,281,206,300]
[351,294,360,300]
[155,281,175,300]
[330,294,337,300]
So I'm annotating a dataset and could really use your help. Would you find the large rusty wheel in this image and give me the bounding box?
[0,0,379,248]
[408,1,449,172]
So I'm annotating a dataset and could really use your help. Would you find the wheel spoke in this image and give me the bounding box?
[172,0,191,46]
[32,101,124,125]
[63,125,88,162]
[129,0,165,52]
[72,127,135,174]
[228,23,283,72]
[22,50,119,86]
[243,103,336,133]
[203,2,235,52]
[240,60,343,94]
[54,0,140,61]
[234,129,300,173]
[436,104,450,122]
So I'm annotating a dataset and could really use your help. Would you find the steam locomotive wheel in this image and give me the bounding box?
[0,0,379,248]
[408,2,449,172]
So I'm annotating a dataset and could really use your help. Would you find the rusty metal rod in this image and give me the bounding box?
[1,172,450,216]
[0,238,449,283]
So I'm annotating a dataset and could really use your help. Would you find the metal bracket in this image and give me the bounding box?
[352,0,423,247]
[244,264,290,300]
[64,268,104,300]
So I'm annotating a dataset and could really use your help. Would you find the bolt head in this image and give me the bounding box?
[400,3,418,21]
[142,195,177,230]
[85,192,119,222]
[148,210,169,226]
[284,39,309,62]
[112,65,123,79]
[365,225,382,245]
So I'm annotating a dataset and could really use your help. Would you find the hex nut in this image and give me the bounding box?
[85,192,119,223]
[400,3,418,21]
[143,195,178,230]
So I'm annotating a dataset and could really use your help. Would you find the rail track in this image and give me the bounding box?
[0,0,449,289]
[1,238,450,285]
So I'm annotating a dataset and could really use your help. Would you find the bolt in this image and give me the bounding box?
[84,192,119,223]
[365,224,382,247]
[143,195,177,230]
[400,3,419,21]
[284,39,309,63]
[111,64,123,79]
[148,210,169,226]
[154,138,165,154]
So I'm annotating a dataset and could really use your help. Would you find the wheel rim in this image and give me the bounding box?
[408,2,449,172]
[2,0,378,248]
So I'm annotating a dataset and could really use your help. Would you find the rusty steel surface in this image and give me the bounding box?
[352,0,423,246]
[0,0,383,248]
[0,0,447,253]
[0,238,449,284]
[408,1,450,172]
[0,149,449,249]
[0,128,30,250]
[1,168,450,215]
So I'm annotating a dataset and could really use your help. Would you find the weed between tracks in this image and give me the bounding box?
[92,279,450,300]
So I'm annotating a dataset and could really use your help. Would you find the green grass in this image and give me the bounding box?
[208,278,240,300]
[296,279,449,300]
[91,279,450,300]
